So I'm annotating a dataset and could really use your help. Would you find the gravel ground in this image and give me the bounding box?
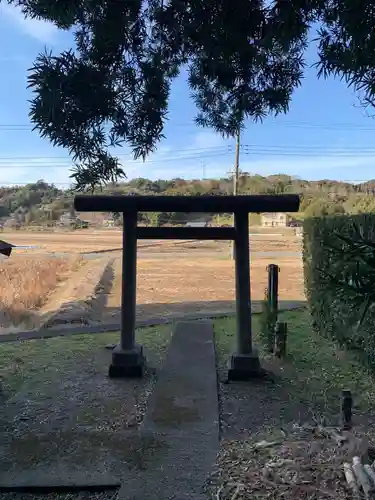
[0,326,173,486]
[0,492,118,500]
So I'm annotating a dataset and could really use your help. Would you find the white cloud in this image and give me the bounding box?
[1,3,58,44]
[0,158,73,186]
[191,130,225,149]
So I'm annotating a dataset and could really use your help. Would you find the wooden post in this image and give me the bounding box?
[274,322,287,358]
[234,211,252,354]
[342,390,352,430]
[267,264,279,319]
[121,210,137,351]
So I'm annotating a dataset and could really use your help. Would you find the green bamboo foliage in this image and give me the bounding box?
[303,214,375,365]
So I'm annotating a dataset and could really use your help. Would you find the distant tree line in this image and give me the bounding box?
[1,174,375,227]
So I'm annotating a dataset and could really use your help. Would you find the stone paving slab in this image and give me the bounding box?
[119,321,220,500]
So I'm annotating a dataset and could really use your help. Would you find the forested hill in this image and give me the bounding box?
[1,175,375,225]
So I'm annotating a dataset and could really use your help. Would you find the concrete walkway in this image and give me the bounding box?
[120,321,220,500]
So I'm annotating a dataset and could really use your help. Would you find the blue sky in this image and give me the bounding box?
[2,3,375,188]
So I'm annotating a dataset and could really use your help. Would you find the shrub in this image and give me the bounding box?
[303,213,375,365]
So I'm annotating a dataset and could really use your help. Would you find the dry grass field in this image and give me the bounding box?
[0,255,82,328]
[2,228,302,254]
[0,229,304,330]
[108,255,304,306]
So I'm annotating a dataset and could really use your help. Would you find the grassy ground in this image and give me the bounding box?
[1,310,375,500]
[0,325,172,400]
[1,309,374,415]
[214,309,375,419]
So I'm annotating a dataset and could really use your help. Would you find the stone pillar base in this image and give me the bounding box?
[227,348,261,381]
[108,344,145,378]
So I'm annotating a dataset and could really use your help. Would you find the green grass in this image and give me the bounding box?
[2,309,375,417]
[214,309,375,414]
[0,325,172,398]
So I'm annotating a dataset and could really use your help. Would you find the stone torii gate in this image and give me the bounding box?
[74,194,300,379]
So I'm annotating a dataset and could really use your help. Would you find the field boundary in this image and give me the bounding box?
[0,301,306,343]
[40,257,115,329]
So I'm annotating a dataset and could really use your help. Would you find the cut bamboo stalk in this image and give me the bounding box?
[353,456,372,499]
[343,462,360,498]
[364,464,375,486]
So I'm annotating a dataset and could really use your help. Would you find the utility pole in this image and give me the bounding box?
[202,162,206,180]
[233,128,240,196]
[230,128,241,259]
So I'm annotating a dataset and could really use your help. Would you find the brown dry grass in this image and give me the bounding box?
[107,255,304,309]
[0,256,82,328]
[0,232,303,328]
[3,229,302,254]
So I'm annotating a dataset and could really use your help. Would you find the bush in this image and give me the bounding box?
[303,213,375,366]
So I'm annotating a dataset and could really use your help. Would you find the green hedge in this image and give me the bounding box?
[303,213,375,365]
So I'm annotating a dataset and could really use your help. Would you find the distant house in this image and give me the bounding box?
[261,213,290,228]
[4,216,21,229]
[58,212,89,228]
[103,218,116,227]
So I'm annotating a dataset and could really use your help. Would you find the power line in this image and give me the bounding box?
[0,148,233,168]
[2,119,375,131]
[0,145,232,161]
[242,151,375,157]
[2,144,375,166]
[241,144,375,152]
[268,120,375,131]
[0,122,200,131]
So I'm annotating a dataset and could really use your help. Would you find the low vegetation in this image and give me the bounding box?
[215,310,375,414]
[304,213,375,368]
[210,310,375,500]
[2,308,373,419]
[0,256,82,328]
[2,310,374,500]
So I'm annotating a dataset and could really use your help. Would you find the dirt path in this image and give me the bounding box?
[40,257,114,329]
[2,257,114,332]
